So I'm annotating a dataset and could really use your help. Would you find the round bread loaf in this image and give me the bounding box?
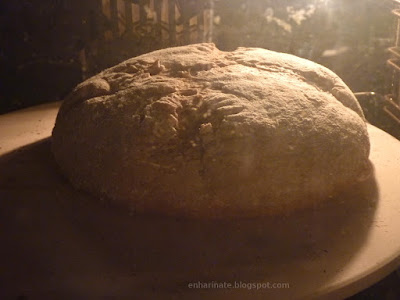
[52,43,371,218]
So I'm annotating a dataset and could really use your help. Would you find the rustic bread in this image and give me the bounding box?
[51,43,371,218]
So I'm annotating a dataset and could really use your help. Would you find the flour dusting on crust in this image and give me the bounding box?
[52,43,371,218]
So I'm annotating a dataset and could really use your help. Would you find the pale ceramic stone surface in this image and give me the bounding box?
[0,103,400,299]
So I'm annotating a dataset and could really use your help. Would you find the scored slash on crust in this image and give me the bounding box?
[205,93,246,120]
[144,90,247,143]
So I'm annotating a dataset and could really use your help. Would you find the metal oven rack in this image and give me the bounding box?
[385,0,400,125]
[356,0,400,140]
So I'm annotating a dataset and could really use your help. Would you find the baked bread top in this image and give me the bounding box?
[52,43,371,218]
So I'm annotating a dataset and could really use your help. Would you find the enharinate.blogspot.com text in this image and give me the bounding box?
[187,281,290,290]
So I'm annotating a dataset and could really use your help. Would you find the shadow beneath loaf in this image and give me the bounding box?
[0,139,378,299]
